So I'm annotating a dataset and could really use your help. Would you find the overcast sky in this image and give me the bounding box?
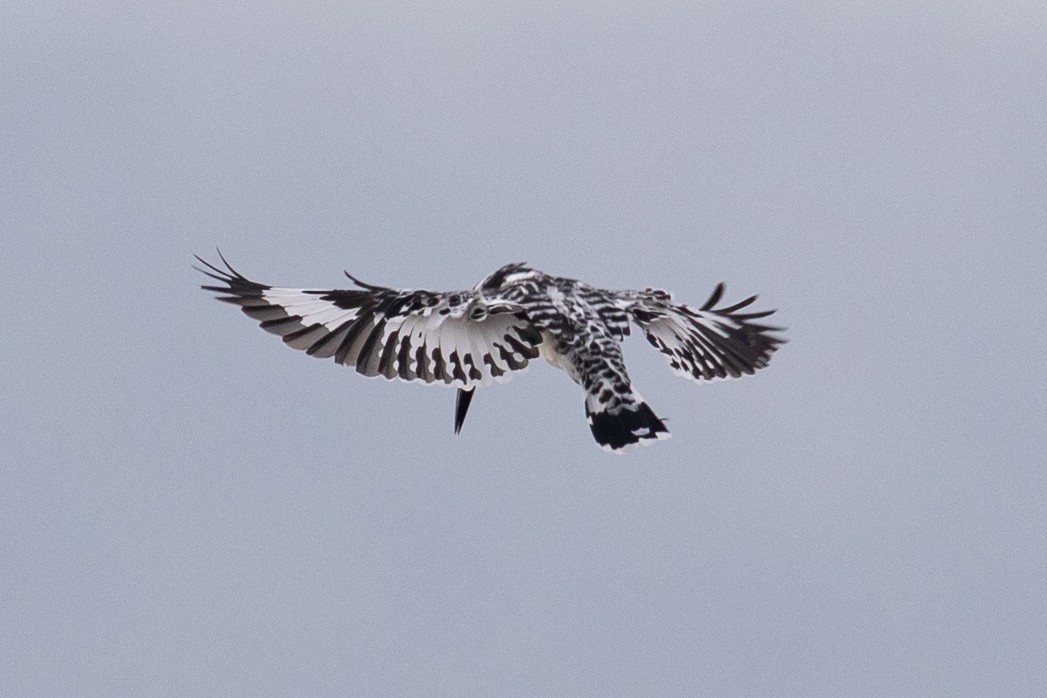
[3,2,1046,695]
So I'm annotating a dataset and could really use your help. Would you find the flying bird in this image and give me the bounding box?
[195,253,784,452]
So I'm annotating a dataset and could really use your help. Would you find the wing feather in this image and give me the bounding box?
[621,285,785,383]
[195,254,542,389]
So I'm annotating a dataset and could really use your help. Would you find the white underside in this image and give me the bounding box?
[538,332,580,383]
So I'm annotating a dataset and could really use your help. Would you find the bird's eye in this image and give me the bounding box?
[470,306,488,321]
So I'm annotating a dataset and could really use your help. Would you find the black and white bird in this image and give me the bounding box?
[196,253,785,452]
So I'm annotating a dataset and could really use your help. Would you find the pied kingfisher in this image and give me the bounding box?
[196,253,785,452]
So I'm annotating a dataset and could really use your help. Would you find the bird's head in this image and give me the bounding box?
[474,262,535,292]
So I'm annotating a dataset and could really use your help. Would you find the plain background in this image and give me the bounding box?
[3,2,1045,696]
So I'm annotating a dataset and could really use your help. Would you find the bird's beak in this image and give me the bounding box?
[454,388,475,435]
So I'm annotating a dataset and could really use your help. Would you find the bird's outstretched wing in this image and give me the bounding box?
[195,253,542,389]
[619,284,785,382]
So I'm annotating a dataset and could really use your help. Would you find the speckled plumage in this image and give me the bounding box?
[196,254,785,452]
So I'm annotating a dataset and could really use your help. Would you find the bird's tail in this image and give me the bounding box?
[585,398,670,452]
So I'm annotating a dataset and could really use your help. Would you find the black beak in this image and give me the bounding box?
[454,388,475,435]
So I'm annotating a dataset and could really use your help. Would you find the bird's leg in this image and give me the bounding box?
[454,388,475,435]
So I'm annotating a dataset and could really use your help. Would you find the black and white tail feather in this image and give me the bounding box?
[196,252,785,453]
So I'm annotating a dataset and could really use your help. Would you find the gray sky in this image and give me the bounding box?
[3,1,1046,695]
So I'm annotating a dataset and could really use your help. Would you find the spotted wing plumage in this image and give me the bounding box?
[621,284,785,383]
[195,254,542,389]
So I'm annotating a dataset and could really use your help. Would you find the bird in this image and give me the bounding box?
[195,252,785,452]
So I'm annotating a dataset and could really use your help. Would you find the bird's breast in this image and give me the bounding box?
[538,332,581,383]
